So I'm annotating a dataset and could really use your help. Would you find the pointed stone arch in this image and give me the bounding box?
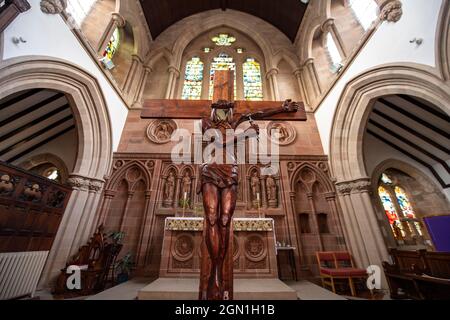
[0,55,114,287]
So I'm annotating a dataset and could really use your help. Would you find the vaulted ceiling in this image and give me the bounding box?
[139,0,309,42]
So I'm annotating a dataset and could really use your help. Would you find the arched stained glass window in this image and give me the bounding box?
[103,28,120,61]
[395,186,423,236]
[66,0,97,26]
[209,53,236,100]
[378,186,405,239]
[243,58,263,101]
[349,0,378,30]
[182,57,204,100]
[326,33,342,66]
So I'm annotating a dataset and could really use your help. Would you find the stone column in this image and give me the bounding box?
[136,190,152,267]
[174,175,182,210]
[38,175,105,289]
[96,189,117,226]
[293,68,310,108]
[307,192,324,251]
[132,66,152,108]
[122,54,143,98]
[97,12,126,54]
[266,68,280,101]
[201,60,211,100]
[119,190,135,232]
[324,191,347,249]
[260,176,268,209]
[302,58,322,101]
[336,178,390,288]
[322,18,348,59]
[235,58,244,100]
[165,66,180,99]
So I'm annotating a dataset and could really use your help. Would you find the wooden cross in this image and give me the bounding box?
[141,70,307,121]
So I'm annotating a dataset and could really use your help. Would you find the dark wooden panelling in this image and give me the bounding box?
[0,161,72,253]
[139,0,309,42]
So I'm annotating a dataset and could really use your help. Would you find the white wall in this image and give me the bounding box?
[1,0,128,151]
[315,0,443,154]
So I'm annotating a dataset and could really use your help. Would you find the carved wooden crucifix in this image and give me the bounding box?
[141,71,307,121]
[142,70,306,300]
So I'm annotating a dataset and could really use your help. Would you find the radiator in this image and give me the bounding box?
[0,251,49,300]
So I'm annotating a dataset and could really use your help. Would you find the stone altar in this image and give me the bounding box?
[159,217,278,279]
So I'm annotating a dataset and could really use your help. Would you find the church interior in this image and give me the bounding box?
[0,0,449,301]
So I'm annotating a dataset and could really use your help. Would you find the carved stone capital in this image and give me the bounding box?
[336,178,372,195]
[89,180,104,193]
[380,0,403,23]
[167,66,180,78]
[67,175,90,191]
[40,0,67,14]
[266,68,279,79]
[112,12,126,27]
[68,175,104,193]
[321,18,335,33]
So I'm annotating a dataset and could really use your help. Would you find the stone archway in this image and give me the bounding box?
[0,56,114,287]
[18,153,70,184]
[329,63,450,277]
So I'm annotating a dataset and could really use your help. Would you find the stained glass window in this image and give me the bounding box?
[394,186,424,236]
[212,34,236,46]
[394,187,415,218]
[326,33,342,66]
[209,53,236,100]
[66,0,97,27]
[182,57,204,100]
[102,28,120,61]
[349,0,378,30]
[243,58,263,101]
[378,186,405,239]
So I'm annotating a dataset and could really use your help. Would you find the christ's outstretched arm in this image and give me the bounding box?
[233,99,299,128]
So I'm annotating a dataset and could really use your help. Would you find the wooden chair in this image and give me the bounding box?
[53,225,122,297]
[316,251,368,296]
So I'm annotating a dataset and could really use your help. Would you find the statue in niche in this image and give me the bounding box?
[266,176,278,208]
[181,171,192,202]
[163,171,176,207]
[250,171,261,209]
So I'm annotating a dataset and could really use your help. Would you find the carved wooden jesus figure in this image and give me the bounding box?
[198,70,299,300]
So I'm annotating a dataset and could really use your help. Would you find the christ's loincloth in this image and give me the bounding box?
[197,163,238,193]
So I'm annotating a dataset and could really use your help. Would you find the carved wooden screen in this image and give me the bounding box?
[0,161,72,253]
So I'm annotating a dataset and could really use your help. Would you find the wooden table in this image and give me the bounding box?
[276,246,298,281]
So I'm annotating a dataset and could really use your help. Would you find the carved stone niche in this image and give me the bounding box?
[146,120,177,144]
[267,121,296,146]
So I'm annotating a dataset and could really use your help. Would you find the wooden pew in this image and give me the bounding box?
[383,249,450,300]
